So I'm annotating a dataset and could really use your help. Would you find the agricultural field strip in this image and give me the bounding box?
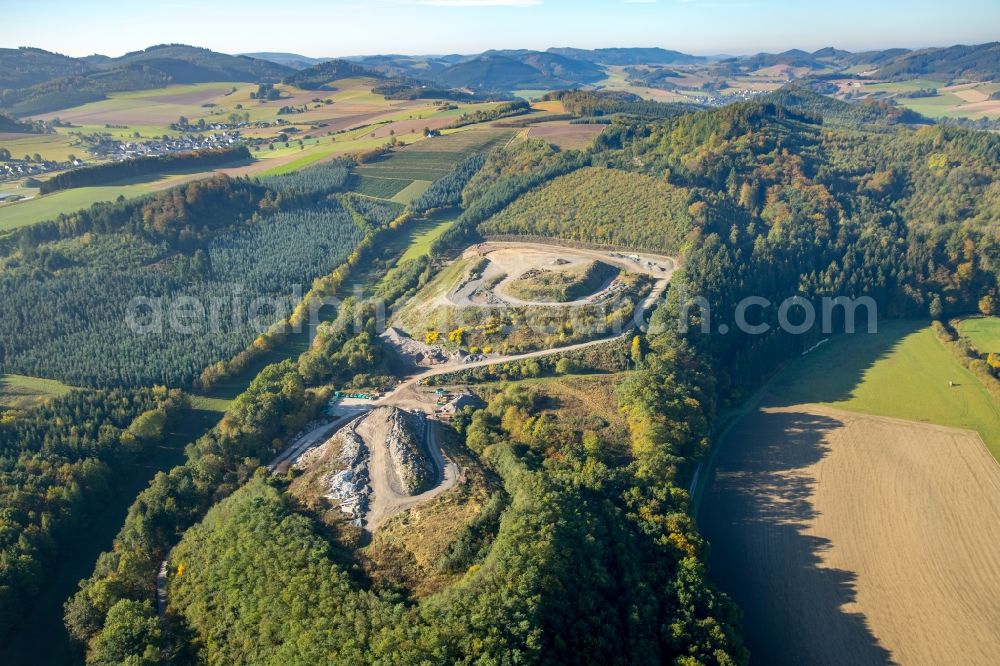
[700,402,1000,665]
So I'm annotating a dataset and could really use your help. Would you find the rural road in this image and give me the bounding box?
[156,561,168,621]
[267,418,351,472]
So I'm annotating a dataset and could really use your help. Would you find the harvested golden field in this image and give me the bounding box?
[700,404,1000,666]
[526,122,605,149]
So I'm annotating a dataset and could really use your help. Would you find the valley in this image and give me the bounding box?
[1,22,999,666]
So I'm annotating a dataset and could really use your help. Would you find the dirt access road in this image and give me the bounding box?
[274,242,678,529]
[364,414,459,530]
[369,243,677,411]
[444,241,675,308]
[700,404,1000,666]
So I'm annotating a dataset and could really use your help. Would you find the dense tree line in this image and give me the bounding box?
[38,146,251,194]
[0,112,47,134]
[0,155,393,388]
[10,175,268,252]
[373,81,485,102]
[599,98,1000,402]
[344,194,402,227]
[254,158,352,197]
[64,360,322,659]
[543,89,697,119]
[0,387,187,641]
[762,87,928,126]
[481,165,694,253]
[408,152,486,213]
[432,139,590,256]
[446,100,531,128]
[872,41,1000,82]
[283,59,380,90]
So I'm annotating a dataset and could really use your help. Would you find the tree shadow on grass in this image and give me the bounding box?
[699,409,896,666]
[766,319,925,408]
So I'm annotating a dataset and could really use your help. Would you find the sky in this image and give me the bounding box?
[1,0,997,58]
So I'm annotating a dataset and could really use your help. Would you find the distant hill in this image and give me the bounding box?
[345,50,605,91]
[725,49,833,72]
[0,44,294,115]
[548,47,705,65]
[435,51,604,90]
[4,41,999,118]
[872,42,1000,82]
[240,52,333,70]
[763,86,930,126]
[0,47,91,89]
[433,55,543,89]
[113,44,293,83]
[845,48,912,69]
[283,59,382,89]
[812,47,852,59]
[344,54,452,80]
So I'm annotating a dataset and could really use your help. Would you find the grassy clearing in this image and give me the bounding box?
[512,89,553,101]
[188,394,234,413]
[957,316,1000,353]
[863,79,947,92]
[0,373,74,410]
[470,372,630,447]
[398,210,459,263]
[370,209,460,294]
[0,173,189,232]
[769,319,1000,458]
[390,179,432,205]
[859,79,1000,119]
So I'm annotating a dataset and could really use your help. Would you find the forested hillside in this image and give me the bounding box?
[872,41,1000,82]
[0,159,388,387]
[163,376,743,664]
[597,100,1000,398]
[0,64,995,665]
[0,387,187,641]
[481,165,694,252]
[761,87,929,126]
[0,45,293,114]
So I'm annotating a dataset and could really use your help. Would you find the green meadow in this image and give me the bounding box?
[957,316,1000,353]
[769,320,1000,458]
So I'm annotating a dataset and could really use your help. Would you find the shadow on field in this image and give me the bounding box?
[766,319,924,408]
[699,409,894,666]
